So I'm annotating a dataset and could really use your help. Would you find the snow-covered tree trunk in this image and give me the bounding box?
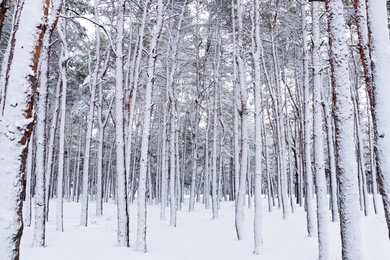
[189,108,199,212]
[366,0,390,239]
[312,3,329,259]
[354,0,379,214]
[351,85,370,216]
[0,0,48,258]
[270,23,289,219]
[175,128,182,210]
[325,0,363,258]
[211,28,222,217]
[211,49,220,219]
[301,1,316,237]
[235,0,249,240]
[0,0,23,115]
[160,101,168,219]
[166,0,187,226]
[323,98,339,222]
[125,0,148,208]
[56,17,70,232]
[45,77,60,217]
[204,101,210,209]
[94,0,107,217]
[33,0,62,245]
[169,111,177,227]
[136,0,163,252]
[115,0,129,247]
[80,58,97,227]
[24,134,34,227]
[366,103,379,213]
[286,121,295,213]
[252,0,263,253]
[231,0,240,202]
[263,121,273,212]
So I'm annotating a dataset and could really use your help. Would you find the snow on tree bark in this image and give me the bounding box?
[312,2,329,259]
[252,0,263,253]
[33,0,63,245]
[160,101,168,218]
[136,0,163,252]
[115,0,129,247]
[323,99,339,222]
[366,0,390,239]
[234,0,249,240]
[80,58,97,227]
[301,1,316,237]
[0,0,48,258]
[56,16,70,232]
[231,0,240,202]
[24,134,33,228]
[325,0,363,258]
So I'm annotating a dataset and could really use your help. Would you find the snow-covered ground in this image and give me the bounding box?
[21,197,390,260]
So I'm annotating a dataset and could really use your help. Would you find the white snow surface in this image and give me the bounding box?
[20,197,390,260]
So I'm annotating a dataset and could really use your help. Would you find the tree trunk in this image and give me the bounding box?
[366,0,390,239]
[115,0,129,247]
[323,96,339,222]
[301,1,316,237]
[136,0,163,252]
[235,0,249,240]
[252,0,263,253]
[24,133,34,228]
[326,0,363,258]
[56,17,70,232]
[0,0,48,258]
[312,3,329,259]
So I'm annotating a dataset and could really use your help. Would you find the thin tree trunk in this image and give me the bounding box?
[56,18,70,232]
[323,96,339,222]
[160,100,168,219]
[312,3,329,259]
[252,0,263,253]
[115,0,129,247]
[24,133,34,228]
[235,0,249,240]
[80,55,97,227]
[301,0,316,237]
[45,79,61,218]
[136,0,163,251]
[33,0,62,246]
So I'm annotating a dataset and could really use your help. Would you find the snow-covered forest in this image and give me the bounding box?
[0,0,389,259]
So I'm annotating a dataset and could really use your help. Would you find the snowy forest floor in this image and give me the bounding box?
[21,197,390,260]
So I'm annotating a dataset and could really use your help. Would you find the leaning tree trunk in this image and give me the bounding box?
[0,0,49,258]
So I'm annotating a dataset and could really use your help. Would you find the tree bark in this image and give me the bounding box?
[136,0,163,252]
[366,0,390,239]
[326,0,363,258]
[0,0,49,258]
